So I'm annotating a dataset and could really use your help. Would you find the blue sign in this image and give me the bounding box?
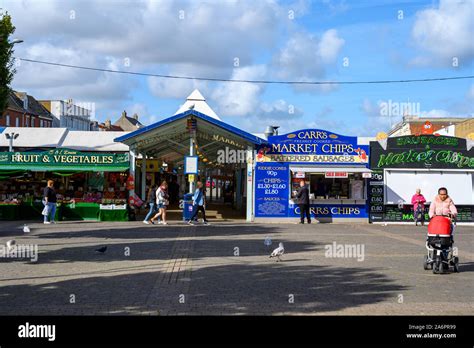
[289,204,369,218]
[256,129,369,166]
[184,156,198,174]
[255,163,289,217]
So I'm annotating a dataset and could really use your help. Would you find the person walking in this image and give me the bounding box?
[143,184,158,224]
[411,188,427,226]
[296,180,311,224]
[187,181,209,225]
[43,180,57,224]
[429,187,457,219]
[151,181,169,225]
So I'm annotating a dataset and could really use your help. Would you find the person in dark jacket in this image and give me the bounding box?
[43,180,57,224]
[296,180,311,224]
[143,184,158,224]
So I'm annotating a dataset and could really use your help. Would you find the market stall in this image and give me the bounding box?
[369,133,474,223]
[0,149,130,221]
[254,129,371,222]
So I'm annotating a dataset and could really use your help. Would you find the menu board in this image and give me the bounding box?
[456,206,473,222]
[368,170,384,222]
[255,163,289,217]
[382,205,472,222]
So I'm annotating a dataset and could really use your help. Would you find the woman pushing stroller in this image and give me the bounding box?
[424,187,459,273]
[428,187,457,221]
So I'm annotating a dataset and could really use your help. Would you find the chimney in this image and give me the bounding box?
[23,94,28,110]
[105,119,111,129]
[133,113,139,120]
[122,110,127,118]
[263,125,280,139]
[15,92,28,110]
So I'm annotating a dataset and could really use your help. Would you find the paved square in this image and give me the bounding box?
[0,221,473,315]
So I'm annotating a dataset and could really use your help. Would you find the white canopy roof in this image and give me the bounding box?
[0,127,68,148]
[174,89,221,120]
[0,127,130,152]
[61,131,130,151]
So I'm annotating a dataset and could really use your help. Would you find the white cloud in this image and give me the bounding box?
[14,44,135,107]
[273,30,344,93]
[6,0,287,120]
[211,65,267,117]
[411,0,474,66]
[125,103,158,125]
[315,106,333,118]
[318,29,345,64]
[259,99,304,119]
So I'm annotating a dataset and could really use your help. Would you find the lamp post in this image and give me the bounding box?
[5,132,19,152]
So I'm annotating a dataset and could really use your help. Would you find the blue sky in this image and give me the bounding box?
[5,0,474,135]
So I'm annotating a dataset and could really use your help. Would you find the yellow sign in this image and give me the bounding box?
[136,159,160,172]
[188,174,195,182]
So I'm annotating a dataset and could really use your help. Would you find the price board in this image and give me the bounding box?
[368,170,384,222]
[255,163,289,217]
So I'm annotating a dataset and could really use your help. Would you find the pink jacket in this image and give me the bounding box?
[411,193,426,211]
[429,195,457,218]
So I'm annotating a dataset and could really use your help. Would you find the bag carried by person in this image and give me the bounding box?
[42,204,50,216]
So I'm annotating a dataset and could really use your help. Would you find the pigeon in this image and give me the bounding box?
[23,224,30,233]
[95,246,107,254]
[269,242,284,262]
[6,240,16,251]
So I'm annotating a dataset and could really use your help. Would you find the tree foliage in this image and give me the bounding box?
[0,11,16,114]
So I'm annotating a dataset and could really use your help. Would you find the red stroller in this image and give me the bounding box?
[424,215,459,274]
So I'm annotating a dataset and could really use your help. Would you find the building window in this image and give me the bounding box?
[16,117,19,127]
[5,114,10,126]
[40,119,43,127]
[31,116,35,127]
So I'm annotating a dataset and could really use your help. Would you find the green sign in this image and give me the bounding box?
[376,149,473,168]
[371,135,473,169]
[395,136,459,147]
[0,149,129,172]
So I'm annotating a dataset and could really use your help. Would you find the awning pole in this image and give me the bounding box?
[141,155,147,201]
[189,136,195,193]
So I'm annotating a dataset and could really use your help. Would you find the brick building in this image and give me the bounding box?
[0,91,54,128]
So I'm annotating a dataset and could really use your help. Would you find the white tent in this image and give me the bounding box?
[174,89,221,120]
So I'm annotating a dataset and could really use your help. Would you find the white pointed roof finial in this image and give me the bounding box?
[174,89,220,120]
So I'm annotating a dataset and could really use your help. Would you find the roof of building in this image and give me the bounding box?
[124,115,142,127]
[388,116,470,136]
[61,131,130,151]
[0,127,130,152]
[6,92,28,114]
[113,111,144,130]
[174,89,221,120]
[7,91,55,120]
[115,109,265,146]
[26,95,54,120]
[0,127,68,148]
[98,123,124,131]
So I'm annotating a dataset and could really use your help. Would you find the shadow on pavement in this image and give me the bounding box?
[0,262,407,315]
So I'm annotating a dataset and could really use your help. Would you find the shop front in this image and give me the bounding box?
[0,149,130,221]
[254,129,371,222]
[369,134,474,223]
